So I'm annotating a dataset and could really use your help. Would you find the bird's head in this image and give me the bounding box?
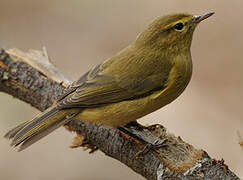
[135,12,214,53]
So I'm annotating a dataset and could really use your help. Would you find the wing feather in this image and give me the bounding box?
[57,51,172,109]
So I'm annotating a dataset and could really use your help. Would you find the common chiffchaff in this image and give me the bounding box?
[5,12,214,151]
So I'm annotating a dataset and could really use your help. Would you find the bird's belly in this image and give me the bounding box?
[76,90,175,128]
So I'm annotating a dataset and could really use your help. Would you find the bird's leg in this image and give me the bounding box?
[135,139,167,157]
[118,123,168,157]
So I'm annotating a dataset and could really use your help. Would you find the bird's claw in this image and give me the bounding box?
[135,139,167,158]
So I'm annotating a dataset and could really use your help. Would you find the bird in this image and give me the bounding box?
[4,12,214,151]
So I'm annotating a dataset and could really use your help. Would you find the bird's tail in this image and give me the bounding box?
[4,106,81,151]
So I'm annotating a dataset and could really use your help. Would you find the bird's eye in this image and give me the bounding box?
[174,22,184,31]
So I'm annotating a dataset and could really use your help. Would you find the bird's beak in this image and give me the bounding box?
[193,12,214,23]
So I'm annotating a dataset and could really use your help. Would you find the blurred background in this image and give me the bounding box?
[0,0,242,179]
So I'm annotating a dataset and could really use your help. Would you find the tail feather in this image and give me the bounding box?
[11,107,59,145]
[4,120,32,139]
[17,111,80,151]
[4,107,81,151]
[4,106,57,140]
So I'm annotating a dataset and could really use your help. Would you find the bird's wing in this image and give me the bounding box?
[57,59,172,109]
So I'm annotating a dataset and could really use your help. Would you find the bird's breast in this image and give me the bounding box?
[152,53,193,105]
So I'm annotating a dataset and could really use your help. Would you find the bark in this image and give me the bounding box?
[0,48,240,180]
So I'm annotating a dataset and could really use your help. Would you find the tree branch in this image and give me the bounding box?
[0,48,240,180]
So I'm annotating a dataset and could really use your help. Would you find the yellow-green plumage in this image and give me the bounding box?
[4,12,214,151]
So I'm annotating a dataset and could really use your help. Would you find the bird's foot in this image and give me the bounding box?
[119,123,168,157]
[135,139,168,158]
